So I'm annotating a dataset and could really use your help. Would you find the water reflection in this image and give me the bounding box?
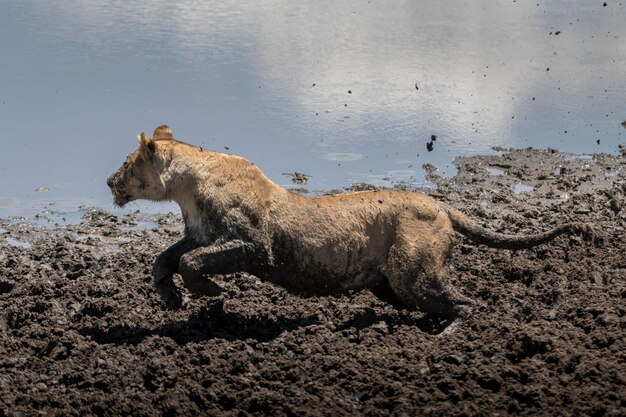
[1,0,624,215]
[324,153,363,162]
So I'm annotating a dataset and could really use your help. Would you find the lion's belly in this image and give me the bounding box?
[266,200,400,293]
[263,260,386,295]
[266,231,388,294]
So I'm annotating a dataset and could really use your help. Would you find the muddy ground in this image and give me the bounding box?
[1,147,625,417]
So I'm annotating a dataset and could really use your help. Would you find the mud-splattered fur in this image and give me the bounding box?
[108,126,595,317]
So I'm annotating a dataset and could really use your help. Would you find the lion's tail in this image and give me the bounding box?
[442,204,594,250]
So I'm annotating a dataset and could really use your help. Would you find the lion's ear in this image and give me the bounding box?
[137,132,156,161]
[153,125,173,140]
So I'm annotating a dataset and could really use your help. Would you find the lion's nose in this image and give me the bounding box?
[107,175,115,188]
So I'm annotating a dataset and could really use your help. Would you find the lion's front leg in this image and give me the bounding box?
[178,239,267,297]
[152,237,197,283]
[152,237,198,309]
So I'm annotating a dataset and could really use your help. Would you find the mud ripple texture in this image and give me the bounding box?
[1,148,625,416]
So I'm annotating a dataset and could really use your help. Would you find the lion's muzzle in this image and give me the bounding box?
[107,168,129,207]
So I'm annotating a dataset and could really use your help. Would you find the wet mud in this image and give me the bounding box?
[1,148,625,416]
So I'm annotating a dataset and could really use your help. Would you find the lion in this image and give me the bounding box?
[107,125,594,318]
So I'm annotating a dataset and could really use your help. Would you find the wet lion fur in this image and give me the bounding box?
[107,125,594,316]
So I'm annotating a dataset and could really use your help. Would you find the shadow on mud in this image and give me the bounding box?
[335,308,455,336]
[80,299,454,346]
[79,299,320,345]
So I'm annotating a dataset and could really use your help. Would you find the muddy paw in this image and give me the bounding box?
[161,286,184,310]
[179,271,223,298]
[576,222,600,244]
[587,226,606,247]
[154,277,184,310]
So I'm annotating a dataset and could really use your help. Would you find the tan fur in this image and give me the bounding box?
[108,126,594,316]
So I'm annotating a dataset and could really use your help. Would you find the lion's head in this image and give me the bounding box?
[107,125,173,207]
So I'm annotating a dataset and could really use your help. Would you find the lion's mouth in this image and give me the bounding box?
[111,190,133,207]
[109,187,130,208]
[113,196,128,207]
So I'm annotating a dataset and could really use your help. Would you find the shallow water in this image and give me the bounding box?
[486,168,505,177]
[513,182,535,194]
[1,0,624,216]
[5,238,32,249]
[0,197,177,227]
[120,221,158,232]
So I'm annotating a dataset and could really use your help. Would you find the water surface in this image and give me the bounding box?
[1,0,624,217]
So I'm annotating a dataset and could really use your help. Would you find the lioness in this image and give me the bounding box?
[108,126,593,318]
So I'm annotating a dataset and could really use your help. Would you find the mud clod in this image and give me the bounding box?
[282,172,311,185]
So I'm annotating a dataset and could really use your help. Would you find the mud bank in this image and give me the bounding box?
[1,148,625,417]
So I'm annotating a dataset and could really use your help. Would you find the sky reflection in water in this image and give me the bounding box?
[0,0,624,215]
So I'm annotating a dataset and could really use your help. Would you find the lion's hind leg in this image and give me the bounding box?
[385,219,473,322]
